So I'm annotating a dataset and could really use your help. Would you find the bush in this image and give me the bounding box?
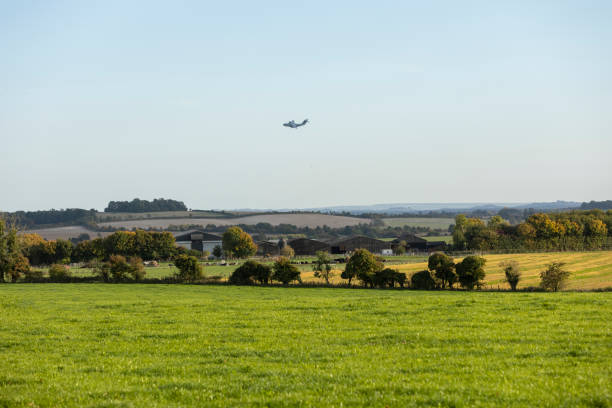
[23,268,44,282]
[49,264,71,281]
[229,260,271,285]
[174,254,204,282]
[540,262,570,292]
[500,260,521,291]
[128,257,146,281]
[411,270,436,290]
[456,255,486,290]
[272,257,301,285]
[373,268,407,288]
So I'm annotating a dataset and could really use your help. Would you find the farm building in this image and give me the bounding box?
[173,230,222,253]
[329,236,391,255]
[390,234,448,252]
[256,240,280,256]
[287,238,330,256]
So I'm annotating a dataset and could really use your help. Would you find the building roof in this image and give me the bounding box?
[173,230,222,242]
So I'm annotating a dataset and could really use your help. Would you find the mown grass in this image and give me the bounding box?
[0,285,610,407]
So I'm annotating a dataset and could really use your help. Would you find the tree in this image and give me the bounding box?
[500,260,521,291]
[343,249,383,287]
[229,260,271,285]
[54,239,73,264]
[280,245,295,258]
[222,226,257,259]
[456,256,486,290]
[411,270,436,290]
[173,254,204,281]
[428,252,456,288]
[540,262,570,292]
[373,268,406,288]
[312,251,334,284]
[452,214,468,249]
[212,245,223,258]
[0,218,29,282]
[272,257,301,285]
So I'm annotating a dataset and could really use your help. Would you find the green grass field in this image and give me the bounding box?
[0,285,610,407]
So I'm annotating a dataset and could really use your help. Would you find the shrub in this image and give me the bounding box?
[272,257,301,285]
[174,254,204,282]
[540,262,570,292]
[108,255,133,282]
[411,270,436,290]
[23,268,44,282]
[49,264,71,281]
[456,255,486,290]
[128,257,146,281]
[500,260,521,291]
[229,260,271,285]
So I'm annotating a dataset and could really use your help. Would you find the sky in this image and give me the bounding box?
[1,0,611,212]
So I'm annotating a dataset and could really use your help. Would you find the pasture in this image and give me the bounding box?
[0,285,610,407]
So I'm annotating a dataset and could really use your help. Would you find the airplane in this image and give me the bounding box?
[283,119,309,128]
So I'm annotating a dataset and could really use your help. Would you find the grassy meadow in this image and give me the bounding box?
[0,285,610,407]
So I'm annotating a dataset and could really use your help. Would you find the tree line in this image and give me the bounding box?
[452,210,612,251]
[104,198,188,213]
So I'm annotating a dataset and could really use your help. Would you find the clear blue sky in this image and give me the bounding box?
[1,0,611,211]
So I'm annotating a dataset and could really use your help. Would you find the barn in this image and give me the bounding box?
[329,236,390,255]
[173,230,222,253]
[256,240,280,256]
[391,234,448,252]
[288,238,330,256]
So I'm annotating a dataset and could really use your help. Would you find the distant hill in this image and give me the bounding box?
[296,201,581,215]
[580,200,612,210]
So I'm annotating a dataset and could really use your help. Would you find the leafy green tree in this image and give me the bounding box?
[343,249,383,287]
[452,214,468,249]
[500,260,521,291]
[272,257,301,285]
[173,254,204,281]
[456,256,486,290]
[222,226,257,259]
[0,218,30,282]
[428,252,456,288]
[54,239,73,264]
[312,251,334,284]
[539,262,570,292]
[410,270,436,290]
[212,245,223,258]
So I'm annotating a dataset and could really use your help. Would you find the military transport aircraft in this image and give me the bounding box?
[283,119,309,128]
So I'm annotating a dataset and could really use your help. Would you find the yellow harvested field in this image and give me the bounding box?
[301,251,612,290]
